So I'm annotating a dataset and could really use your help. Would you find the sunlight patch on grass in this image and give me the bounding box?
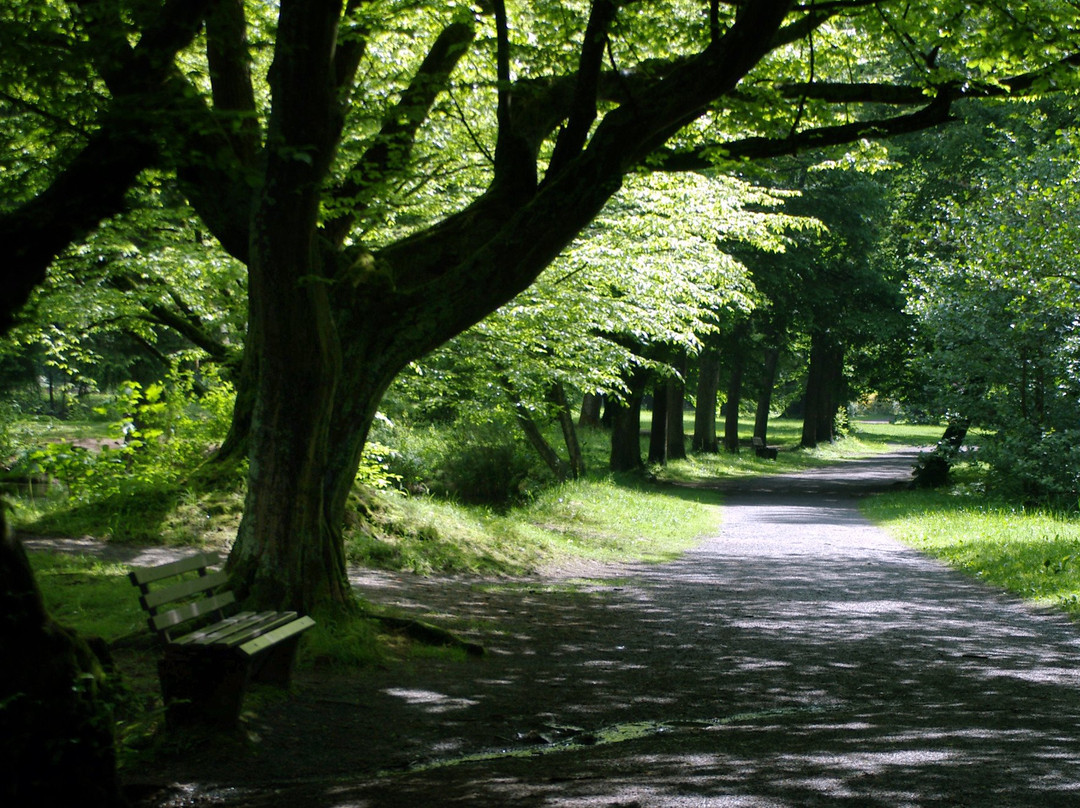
[347,476,721,575]
[28,552,146,640]
[863,489,1080,618]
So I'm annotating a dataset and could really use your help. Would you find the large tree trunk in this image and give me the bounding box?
[227,4,351,614]
[609,371,648,472]
[693,344,721,453]
[753,345,780,444]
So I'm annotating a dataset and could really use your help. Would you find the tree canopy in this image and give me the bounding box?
[3,0,1079,611]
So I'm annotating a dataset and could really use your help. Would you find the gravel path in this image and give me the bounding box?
[125,449,1080,807]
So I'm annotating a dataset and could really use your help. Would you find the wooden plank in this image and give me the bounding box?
[151,591,236,633]
[238,616,316,657]
[129,552,220,586]
[172,611,258,645]
[214,613,298,647]
[181,612,288,647]
[140,570,230,611]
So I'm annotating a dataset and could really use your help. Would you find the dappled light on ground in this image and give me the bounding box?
[135,450,1080,807]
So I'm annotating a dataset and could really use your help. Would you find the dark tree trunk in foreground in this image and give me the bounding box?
[753,345,781,443]
[693,345,721,453]
[0,522,122,807]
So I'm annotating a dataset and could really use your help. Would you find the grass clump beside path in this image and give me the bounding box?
[863,486,1080,619]
[347,475,723,575]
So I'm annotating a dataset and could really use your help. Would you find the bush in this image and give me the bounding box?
[981,428,1080,508]
[375,417,549,506]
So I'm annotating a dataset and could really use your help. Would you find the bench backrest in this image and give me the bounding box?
[752,436,764,447]
[129,552,235,644]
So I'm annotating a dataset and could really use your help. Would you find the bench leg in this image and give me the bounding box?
[249,634,303,688]
[159,649,250,729]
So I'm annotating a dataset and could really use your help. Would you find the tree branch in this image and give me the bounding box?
[0,0,213,331]
[323,20,475,246]
[548,0,619,174]
[205,0,261,167]
[650,94,956,169]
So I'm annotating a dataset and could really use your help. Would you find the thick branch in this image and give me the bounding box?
[548,0,619,174]
[205,0,261,166]
[0,0,212,330]
[651,95,955,169]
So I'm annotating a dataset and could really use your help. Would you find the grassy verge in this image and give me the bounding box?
[863,484,1080,619]
[657,418,942,485]
[347,474,724,574]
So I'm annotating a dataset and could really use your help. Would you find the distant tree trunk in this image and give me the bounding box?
[514,400,572,481]
[648,378,669,464]
[723,356,744,453]
[666,369,687,461]
[578,392,602,428]
[801,332,844,447]
[610,371,648,472]
[551,383,585,479]
[753,345,780,443]
[693,344,720,453]
[914,417,970,487]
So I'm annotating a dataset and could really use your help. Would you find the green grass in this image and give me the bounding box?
[863,486,1080,618]
[29,552,147,641]
[348,474,723,574]
[656,418,942,485]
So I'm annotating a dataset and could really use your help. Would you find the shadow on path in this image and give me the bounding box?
[132,449,1080,807]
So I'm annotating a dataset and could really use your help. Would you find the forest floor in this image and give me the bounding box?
[117,449,1080,807]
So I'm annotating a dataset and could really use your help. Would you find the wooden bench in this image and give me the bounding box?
[129,552,315,728]
[752,436,778,460]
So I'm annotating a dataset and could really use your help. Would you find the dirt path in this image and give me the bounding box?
[125,449,1080,806]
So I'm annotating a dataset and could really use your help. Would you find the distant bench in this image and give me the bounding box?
[129,552,314,727]
[752,436,778,460]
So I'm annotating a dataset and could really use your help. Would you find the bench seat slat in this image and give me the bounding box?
[175,611,295,647]
[129,552,220,586]
[151,590,237,633]
[140,570,230,611]
[239,616,316,656]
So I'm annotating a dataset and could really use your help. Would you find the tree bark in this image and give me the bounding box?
[227,1,351,613]
[666,367,688,461]
[801,332,844,447]
[723,356,745,453]
[648,378,669,465]
[551,383,586,479]
[753,345,781,443]
[0,521,122,807]
[578,392,603,428]
[693,344,721,453]
[609,371,648,472]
